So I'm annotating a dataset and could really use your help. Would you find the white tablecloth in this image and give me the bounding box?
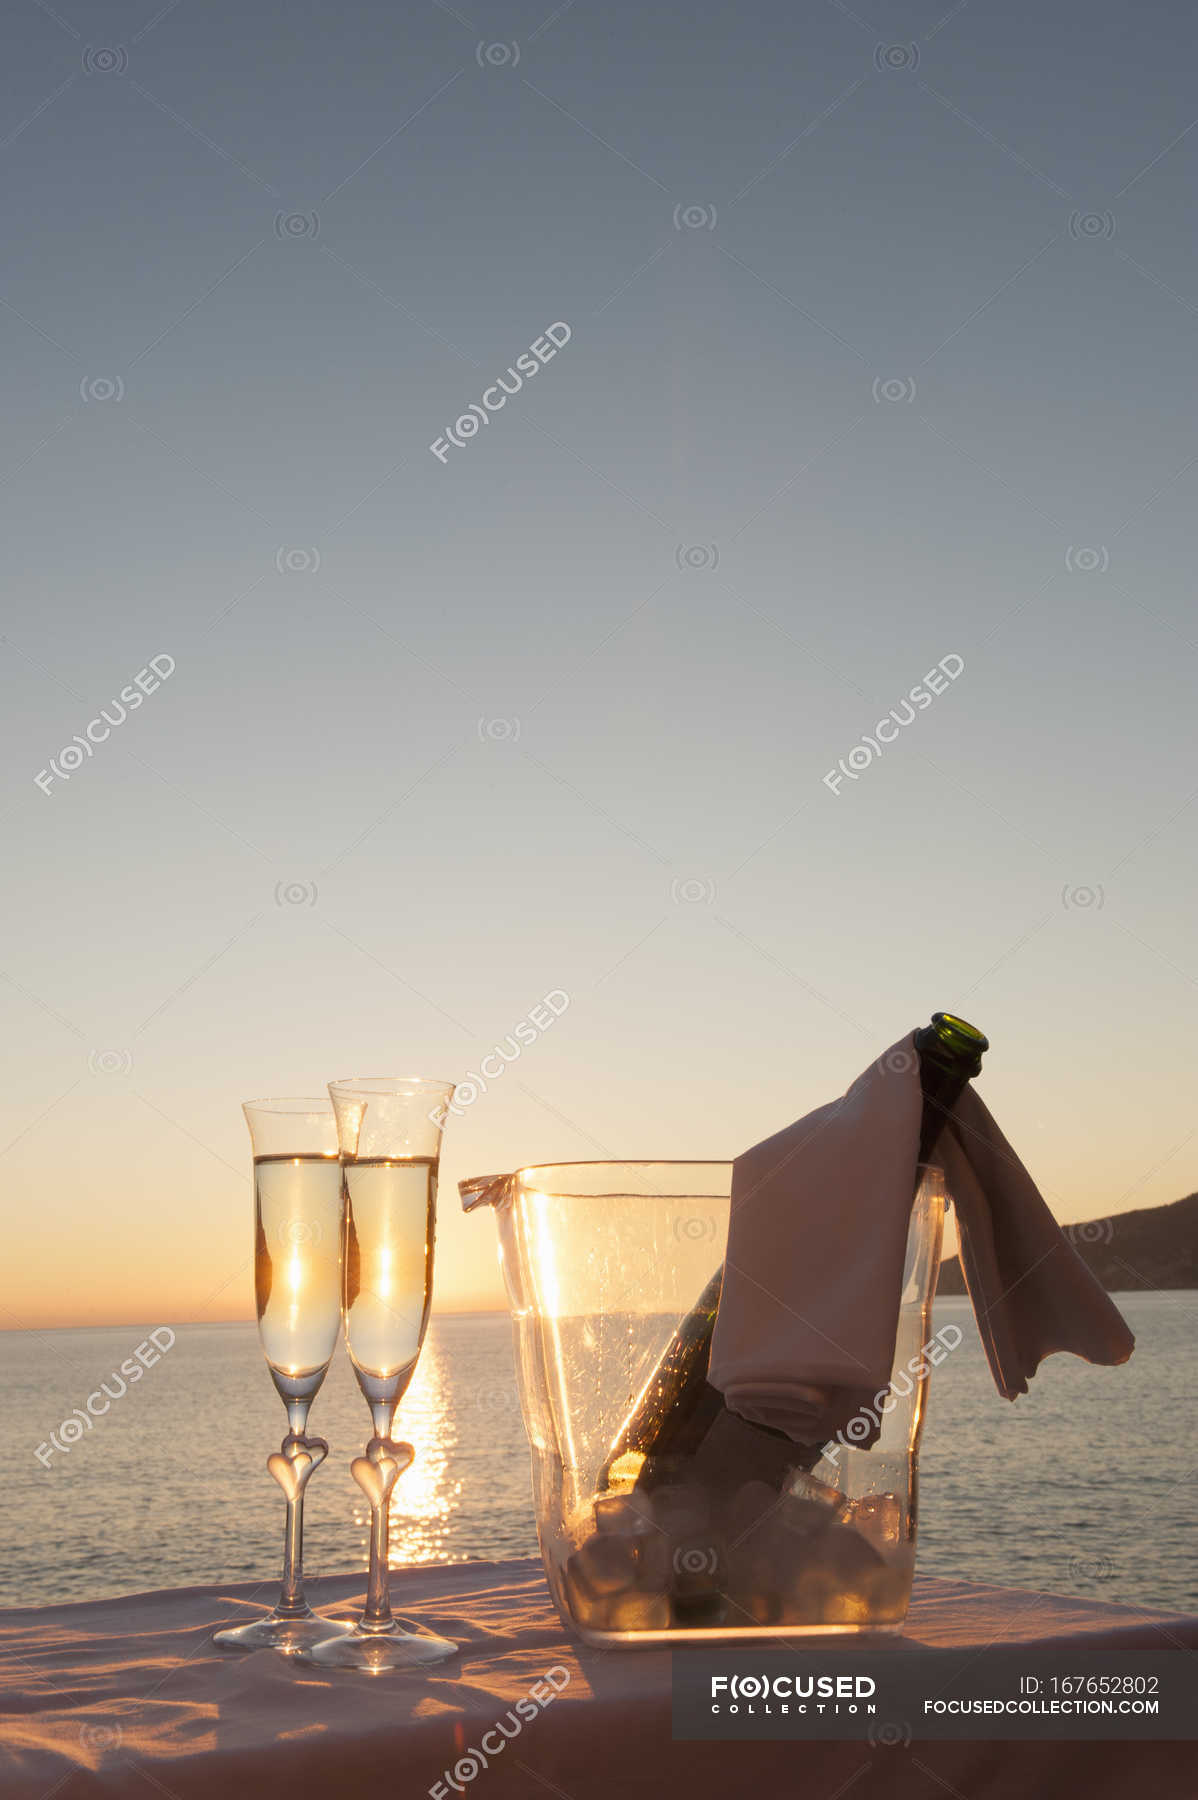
[1,1558,1193,1798]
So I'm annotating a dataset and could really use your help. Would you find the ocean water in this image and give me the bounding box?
[1,1293,1193,1617]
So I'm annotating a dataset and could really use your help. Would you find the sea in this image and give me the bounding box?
[2,1292,1193,1617]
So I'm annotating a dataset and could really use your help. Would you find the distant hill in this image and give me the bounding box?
[936,1191,1198,1294]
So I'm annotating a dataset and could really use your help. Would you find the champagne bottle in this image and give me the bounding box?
[599,1011,988,1496]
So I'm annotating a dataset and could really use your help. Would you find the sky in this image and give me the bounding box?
[1,0,1195,1329]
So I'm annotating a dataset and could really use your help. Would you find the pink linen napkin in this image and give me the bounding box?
[707,1032,1135,1446]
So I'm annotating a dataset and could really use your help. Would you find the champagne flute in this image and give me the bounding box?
[301,1075,458,1672]
[214,1099,351,1653]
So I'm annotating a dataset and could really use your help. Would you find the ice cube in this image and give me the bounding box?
[813,1518,886,1579]
[632,1528,672,1592]
[650,1483,710,1537]
[774,1496,836,1541]
[605,1589,671,1631]
[838,1492,903,1554]
[861,1561,910,1623]
[724,1542,785,1626]
[788,1470,845,1511]
[561,1564,609,1630]
[734,1584,784,1627]
[806,1560,908,1627]
[566,1533,639,1601]
[593,1492,655,1537]
[782,1519,887,1624]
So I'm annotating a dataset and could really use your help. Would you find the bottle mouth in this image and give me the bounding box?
[914,1010,988,1078]
[932,1011,989,1052]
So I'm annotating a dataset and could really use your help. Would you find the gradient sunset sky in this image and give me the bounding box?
[2,0,1195,1329]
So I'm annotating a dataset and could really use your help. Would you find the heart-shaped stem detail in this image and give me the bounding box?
[267,1431,329,1503]
[266,1431,331,1617]
[350,1438,415,1630]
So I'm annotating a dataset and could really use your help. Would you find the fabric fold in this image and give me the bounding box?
[708,1032,1134,1445]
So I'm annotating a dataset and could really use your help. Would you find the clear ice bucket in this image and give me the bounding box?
[462,1160,946,1646]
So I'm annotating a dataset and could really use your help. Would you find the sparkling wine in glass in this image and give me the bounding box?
[214,1099,352,1653]
[300,1075,457,1672]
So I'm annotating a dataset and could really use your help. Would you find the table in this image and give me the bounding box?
[1,1558,1193,1798]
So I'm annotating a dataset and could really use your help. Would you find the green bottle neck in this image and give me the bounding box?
[915,1010,988,1080]
[913,1010,988,1165]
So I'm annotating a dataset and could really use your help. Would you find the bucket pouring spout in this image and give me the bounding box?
[459,1171,515,1212]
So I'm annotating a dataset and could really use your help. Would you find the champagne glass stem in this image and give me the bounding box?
[267,1424,330,1620]
[350,1436,411,1633]
[362,1474,393,1630]
[278,1485,307,1617]
[277,1401,311,1616]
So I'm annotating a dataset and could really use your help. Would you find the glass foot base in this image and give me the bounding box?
[213,1612,355,1654]
[298,1623,459,1672]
